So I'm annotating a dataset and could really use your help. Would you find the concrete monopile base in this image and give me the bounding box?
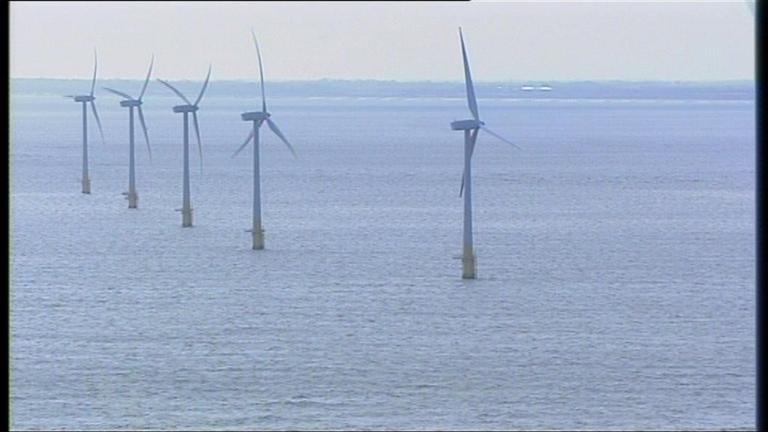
[82,177,91,194]
[251,228,265,250]
[462,251,476,279]
[182,207,193,227]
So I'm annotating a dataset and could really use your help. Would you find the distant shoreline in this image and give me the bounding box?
[9,78,755,100]
[9,77,755,84]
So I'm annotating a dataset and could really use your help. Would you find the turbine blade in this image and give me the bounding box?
[266,118,297,158]
[251,30,267,113]
[459,27,479,121]
[480,125,521,150]
[138,55,154,101]
[157,79,191,105]
[193,64,212,107]
[63,95,77,99]
[192,111,203,174]
[232,129,254,158]
[103,87,135,100]
[90,49,98,97]
[459,128,479,197]
[137,106,152,161]
[89,100,106,145]
[470,127,479,157]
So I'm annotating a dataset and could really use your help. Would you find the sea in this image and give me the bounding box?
[9,79,756,430]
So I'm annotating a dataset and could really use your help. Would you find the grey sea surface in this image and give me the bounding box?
[10,81,755,430]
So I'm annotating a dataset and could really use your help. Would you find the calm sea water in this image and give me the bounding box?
[10,83,755,430]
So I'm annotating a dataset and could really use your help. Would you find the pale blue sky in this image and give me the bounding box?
[10,1,755,81]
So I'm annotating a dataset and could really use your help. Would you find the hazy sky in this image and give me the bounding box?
[10,1,755,81]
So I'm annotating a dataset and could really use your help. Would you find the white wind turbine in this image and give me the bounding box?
[451,28,520,279]
[158,66,212,228]
[103,56,154,209]
[232,32,297,250]
[64,50,106,194]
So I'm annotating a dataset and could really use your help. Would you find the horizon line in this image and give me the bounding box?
[9,76,757,84]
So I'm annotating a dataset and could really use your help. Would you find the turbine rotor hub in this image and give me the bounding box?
[74,95,95,102]
[120,100,143,107]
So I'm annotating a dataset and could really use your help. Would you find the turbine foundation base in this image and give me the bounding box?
[182,207,193,227]
[81,177,91,194]
[462,251,476,279]
[127,191,138,209]
[252,228,265,250]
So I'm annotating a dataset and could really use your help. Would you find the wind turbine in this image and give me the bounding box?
[450,28,520,279]
[158,65,211,227]
[232,32,297,250]
[64,50,106,194]
[103,56,154,209]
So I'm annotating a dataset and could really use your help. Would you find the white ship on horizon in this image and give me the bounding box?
[520,84,553,91]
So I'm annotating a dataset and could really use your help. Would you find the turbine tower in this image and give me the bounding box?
[450,28,520,279]
[158,66,211,228]
[103,56,154,209]
[65,50,106,194]
[232,32,297,250]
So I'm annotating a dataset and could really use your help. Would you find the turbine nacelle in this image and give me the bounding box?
[73,95,95,103]
[173,104,199,113]
[241,111,270,122]
[451,119,484,131]
[120,99,143,108]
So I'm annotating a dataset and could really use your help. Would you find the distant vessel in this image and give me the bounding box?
[520,84,552,91]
